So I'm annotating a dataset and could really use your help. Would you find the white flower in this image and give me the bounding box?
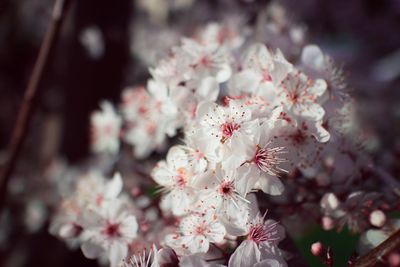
[80,199,138,267]
[228,213,286,267]
[75,172,123,208]
[278,71,327,121]
[228,43,292,104]
[91,101,122,155]
[194,166,251,235]
[196,100,258,149]
[235,121,287,195]
[121,87,170,158]
[180,38,232,83]
[165,211,226,255]
[183,130,220,172]
[151,146,198,216]
[300,44,347,101]
[198,22,244,51]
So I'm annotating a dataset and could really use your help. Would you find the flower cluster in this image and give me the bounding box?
[85,10,367,263]
[55,3,400,267]
[50,172,139,267]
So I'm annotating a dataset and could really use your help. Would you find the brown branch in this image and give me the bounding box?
[0,0,72,212]
[353,229,400,267]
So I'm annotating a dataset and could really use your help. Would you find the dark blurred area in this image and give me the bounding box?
[0,0,399,266]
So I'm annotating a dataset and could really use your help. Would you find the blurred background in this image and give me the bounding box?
[0,0,399,266]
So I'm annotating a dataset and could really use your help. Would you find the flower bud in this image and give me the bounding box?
[322,216,335,231]
[369,209,386,228]
[59,223,81,238]
[311,242,323,257]
[389,252,400,267]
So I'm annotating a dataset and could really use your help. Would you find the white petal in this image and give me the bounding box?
[206,221,226,243]
[81,242,103,259]
[301,45,325,71]
[228,240,260,267]
[108,242,128,267]
[197,77,219,101]
[119,215,138,239]
[104,172,123,199]
[258,176,284,196]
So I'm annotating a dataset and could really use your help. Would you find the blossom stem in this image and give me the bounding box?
[0,0,72,212]
[352,229,400,267]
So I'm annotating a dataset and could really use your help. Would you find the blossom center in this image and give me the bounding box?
[248,223,277,244]
[221,122,240,141]
[219,181,234,197]
[103,222,121,238]
[262,70,272,82]
[253,145,285,175]
[195,225,206,235]
[175,168,188,188]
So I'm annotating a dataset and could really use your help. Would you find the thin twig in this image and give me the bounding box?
[353,229,400,267]
[0,0,72,212]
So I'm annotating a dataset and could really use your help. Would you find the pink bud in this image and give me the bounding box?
[389,252,400,267]
[311,242,323,257]
[130,186,142,197]
[369,209,386,228]
[322,216,335,231]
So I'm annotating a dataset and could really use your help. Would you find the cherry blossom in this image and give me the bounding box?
[165,211,226,255]
[228,213,286,267]
[151,146,198,216]
[91,101,122,155]
[80,199,138,267]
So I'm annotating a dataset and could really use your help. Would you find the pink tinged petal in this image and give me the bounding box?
[104,173,123,199]
[171,190,192,216]
[152,161,175,187]
[228,240,261,267]
[206,221,226,243]
[185,235,209,254]
[244,43,273,71]
[59,223,81,238]
[108,242,128,267]
[270,59,292,85]
[167,146,190,169]
[81,242,103,259]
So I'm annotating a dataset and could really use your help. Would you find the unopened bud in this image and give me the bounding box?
[389,252,400,267]
[59,223,82,238]
[369,209,386,228]
[322,216,335,231]
[311,242,323,257]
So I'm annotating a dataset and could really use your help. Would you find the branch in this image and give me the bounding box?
[0,0,72,212]
[353,229,400,267]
